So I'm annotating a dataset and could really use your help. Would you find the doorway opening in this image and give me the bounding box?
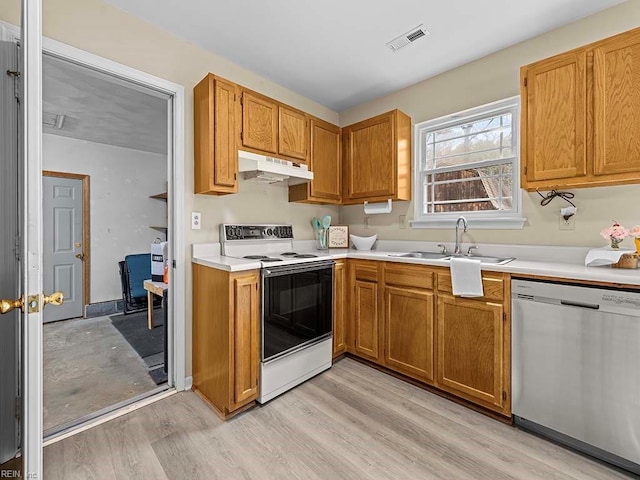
[41,53,172,435]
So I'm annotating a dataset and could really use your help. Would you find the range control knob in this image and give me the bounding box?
[266,228,273,237]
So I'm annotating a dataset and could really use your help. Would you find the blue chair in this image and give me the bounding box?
[118,253,160,314]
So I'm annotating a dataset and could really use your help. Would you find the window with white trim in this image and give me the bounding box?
[413,97,524,229]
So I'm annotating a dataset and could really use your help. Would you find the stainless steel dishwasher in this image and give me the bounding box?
[512,279,640,475]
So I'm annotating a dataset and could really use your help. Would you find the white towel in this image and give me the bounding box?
[450,257,483,297]
[584,247,634,267]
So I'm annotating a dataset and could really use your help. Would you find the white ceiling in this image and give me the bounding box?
[43,54,168,154]
[103,0,625,111]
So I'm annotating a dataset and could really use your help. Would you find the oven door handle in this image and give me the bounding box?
[262,260,335,278]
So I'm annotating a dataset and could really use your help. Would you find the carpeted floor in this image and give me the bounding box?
[110,309,167,385]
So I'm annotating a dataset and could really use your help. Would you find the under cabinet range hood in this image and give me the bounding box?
[238,150,313,185]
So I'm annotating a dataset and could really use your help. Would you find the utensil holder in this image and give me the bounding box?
[316,229,328,250]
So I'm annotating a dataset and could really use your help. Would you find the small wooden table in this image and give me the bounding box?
[143,279,168,329]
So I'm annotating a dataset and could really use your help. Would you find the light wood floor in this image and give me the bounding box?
[44,359,632,479]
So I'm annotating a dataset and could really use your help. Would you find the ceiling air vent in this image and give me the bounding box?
[386,24,430,53]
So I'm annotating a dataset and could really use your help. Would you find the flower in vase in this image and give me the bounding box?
[600,222,629,249]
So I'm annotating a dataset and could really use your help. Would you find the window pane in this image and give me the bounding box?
[426,112,514,169]
[418,101,519,219]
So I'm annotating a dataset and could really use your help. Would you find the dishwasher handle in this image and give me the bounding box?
[560,299,600,310]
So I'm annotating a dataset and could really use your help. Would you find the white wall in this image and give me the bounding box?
[43,133,167,303]
[339,0,640,248]
[0,0,341,376]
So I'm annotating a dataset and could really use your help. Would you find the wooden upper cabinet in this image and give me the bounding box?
[593,29,640,178]
[289,118,341,204]
[521,50,587,186]
[521,26,640,190]
[194,74,238,195]
[241,91,278,154]
[342,110,411,204]
[278,106,308,161]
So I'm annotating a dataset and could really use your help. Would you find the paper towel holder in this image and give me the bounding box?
[364,199,392,215]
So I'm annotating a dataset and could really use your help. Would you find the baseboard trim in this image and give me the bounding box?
[84,299,123,318]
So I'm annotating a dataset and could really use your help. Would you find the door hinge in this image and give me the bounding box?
[502,391,507,402]
[7,70,21,100]
[14,235,21,261]
[523,77,528,87]
[172,260,176,268]
[15,396,21,420]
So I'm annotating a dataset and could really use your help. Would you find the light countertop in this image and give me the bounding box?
[192,242,640,286]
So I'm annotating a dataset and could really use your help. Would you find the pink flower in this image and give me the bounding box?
[600,223,629,240]
[630,225,640,238]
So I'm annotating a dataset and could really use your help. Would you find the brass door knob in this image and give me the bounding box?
[0,296,24,314]
[43,292,64,307]
[75,253,85,261]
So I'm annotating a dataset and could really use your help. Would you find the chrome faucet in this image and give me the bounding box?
[454,216,468,255]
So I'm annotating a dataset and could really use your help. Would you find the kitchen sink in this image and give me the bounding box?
[450,255,515,265]
[389,251,515,265]
[390,251,449,260]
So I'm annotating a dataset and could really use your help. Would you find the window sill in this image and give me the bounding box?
[410,217,527,230]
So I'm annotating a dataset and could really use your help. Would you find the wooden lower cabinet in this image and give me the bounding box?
[332,260,347,358]
[348,261,382,363]
[344,260,511,417]
[436,295,509,415]
[384,286,434,384]
[192,264,260,418]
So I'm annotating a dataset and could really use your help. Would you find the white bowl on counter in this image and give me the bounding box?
[350,234,377,251]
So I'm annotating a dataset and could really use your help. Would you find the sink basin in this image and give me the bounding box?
[391,251,449,260]
[450,255,515,265]
[389,251,515,265]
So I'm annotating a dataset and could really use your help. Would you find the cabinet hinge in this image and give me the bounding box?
[502,391,507,402]
[172,259,176,268]
[240,95,243,106]
[503,312,507,322]
[524,166,528,175]
[523,77,528,87]
[234,173,237,180]
[15,396,21,420]
[240,131,244,141]
[234,93,236,102]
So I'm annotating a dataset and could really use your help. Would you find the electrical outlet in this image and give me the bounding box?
[191,212,202,230]
[559,215,575,231]
[364,217,370,229]
[399,215,407,229]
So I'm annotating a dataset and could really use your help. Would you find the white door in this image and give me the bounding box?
[0,38,20,466]
[43,175,84,322]
[9,1,52,478]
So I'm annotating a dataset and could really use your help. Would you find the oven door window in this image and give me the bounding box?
[263,267,333,361]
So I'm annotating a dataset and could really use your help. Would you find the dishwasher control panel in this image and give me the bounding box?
[512,279,640,317]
